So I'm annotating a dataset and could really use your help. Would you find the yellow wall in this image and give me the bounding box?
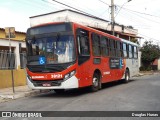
[0,68,26,88]
[0,28,26,41]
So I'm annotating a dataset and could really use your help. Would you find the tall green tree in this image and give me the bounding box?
[140,41,160,69]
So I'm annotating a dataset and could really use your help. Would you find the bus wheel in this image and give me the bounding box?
[90,73,100,92]
[123,69,130,83]
[54,89,65,94]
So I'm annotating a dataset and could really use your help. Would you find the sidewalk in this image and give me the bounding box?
[139,70,160,75]
[0,85,49,103]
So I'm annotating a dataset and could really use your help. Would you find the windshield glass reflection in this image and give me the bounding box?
[27,35,76,64]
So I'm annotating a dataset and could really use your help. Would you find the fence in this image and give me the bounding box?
[20,52,27,69]
[0,51,16,70]
[0,51,27,69]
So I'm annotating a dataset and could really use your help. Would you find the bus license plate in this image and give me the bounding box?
[42,83,51,87]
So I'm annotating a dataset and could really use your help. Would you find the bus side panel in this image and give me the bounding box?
[100,57,110,83]
[76,58,93,88]
[102,58,126,82]
[126,58,139,77]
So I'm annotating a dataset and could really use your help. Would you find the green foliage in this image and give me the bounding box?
[139,66,152,71]
[139,66,145,71]
[140,41,160,70]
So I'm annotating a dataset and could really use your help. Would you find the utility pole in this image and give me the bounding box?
[5,27,15,93]
[111,0,115,36]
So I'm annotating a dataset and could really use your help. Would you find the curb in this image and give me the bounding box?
[0,90,50,102]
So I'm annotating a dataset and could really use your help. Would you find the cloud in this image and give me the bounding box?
[0,7,30,32]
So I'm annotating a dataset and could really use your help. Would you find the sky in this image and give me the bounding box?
[0,0,160,45]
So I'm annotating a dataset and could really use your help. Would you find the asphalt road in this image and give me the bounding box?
[0,74,160,120]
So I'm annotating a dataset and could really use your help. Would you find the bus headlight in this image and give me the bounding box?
[64,70,76,80]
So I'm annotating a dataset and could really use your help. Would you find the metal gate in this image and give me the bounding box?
[0,50,16,69]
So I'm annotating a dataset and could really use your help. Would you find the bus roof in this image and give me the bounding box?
[72,22,121,41]
[121,38,139,46]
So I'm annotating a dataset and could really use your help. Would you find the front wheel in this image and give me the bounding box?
[90,73,101,92]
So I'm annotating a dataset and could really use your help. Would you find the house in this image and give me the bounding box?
[0,28,26,88]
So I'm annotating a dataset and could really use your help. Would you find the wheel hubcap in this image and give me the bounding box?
[126,73,129,81]
[93,77,98,87]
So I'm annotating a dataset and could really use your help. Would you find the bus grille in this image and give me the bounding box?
[31,79,63,87]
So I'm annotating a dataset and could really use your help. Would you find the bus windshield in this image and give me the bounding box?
[27,35,76,64]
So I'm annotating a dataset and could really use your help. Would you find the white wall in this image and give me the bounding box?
[158,58,160,70]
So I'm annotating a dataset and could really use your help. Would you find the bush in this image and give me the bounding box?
[139,66,145,71]
[139,66,152,71]
[146,66,152,71]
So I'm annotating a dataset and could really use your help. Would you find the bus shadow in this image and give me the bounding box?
[33,79,136,98]
[101,79,135,90]
[33,88,91,98]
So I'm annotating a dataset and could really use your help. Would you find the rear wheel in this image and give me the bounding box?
[54,89,65,94]
[90,73,101,92]
[123,69,130,83]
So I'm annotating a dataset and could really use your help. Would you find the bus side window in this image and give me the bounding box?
[134,46,138,58]
[92,33,101,56]
[110,39,115,57]
[120,42,123,57]
[100,37,109,56]
[77,36,90,56]
[76,28,90,56]
[76,28,90,65]
[123,43,127,58]
[116,41,121,57]
[129,45,133,58]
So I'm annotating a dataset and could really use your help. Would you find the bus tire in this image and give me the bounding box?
[123,69,130,83]
[54,89,65,94]
[90,73,100,92]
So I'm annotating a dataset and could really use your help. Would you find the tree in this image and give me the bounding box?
[140,41,160,70]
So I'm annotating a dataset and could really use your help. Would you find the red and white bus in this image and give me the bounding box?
[26,22,139,93]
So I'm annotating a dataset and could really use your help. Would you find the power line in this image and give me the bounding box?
[97,0,110,6]
[116,5,160,19]
[52,0,159,42]
[43,0,110,29]
[51,0,94,17]
[114,1,131,19]
[70,0,100,15]
[97,0,160,19]
[114,5,124,18]
[118,13,151,29]
[35,0,160,43]
[119,8,160,24]
[98,8,110,18]
[124,26,160,42]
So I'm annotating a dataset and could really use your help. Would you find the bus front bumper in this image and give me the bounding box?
[27,75,79,90]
